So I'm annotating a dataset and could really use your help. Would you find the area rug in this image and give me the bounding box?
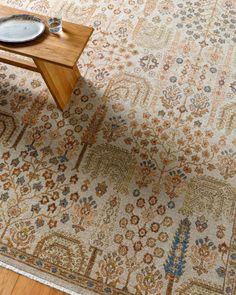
[0,0,235,294]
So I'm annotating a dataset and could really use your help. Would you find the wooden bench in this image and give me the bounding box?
[0,5,93,110]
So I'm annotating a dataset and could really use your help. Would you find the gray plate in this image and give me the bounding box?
[0,14,45,43]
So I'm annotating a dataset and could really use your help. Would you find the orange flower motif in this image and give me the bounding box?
[217,150,236,179]
[136,265,163,294]
[70,192,80,202]
[194,144,202,152]
[158,232,168,242]
[139,227,147,237]
[70,175,78,184]
[9,221,35,248]
[125,230,135,240]
[136,198,145,208]
[163,121,171,128]
[143,253,153,264]
[46,180,55,189]
[58,164,67,172]
[147,238,156,248]
[131,215,139,225]
[114,234,123,244]
[12,168,21,176]
[48,219,57,229]
[47,203,57,213]
[183,126,191,134]
[177,139,185,146]
[42,171,52,180]
[202,150,210,158]
[72,196,97,231]
[21,163,30,172]
[118,244,128,256]
[183,165,192,174]
[119,218,128,228]
[152,118,160,125]
[195,166,204,174]
[51,192,59,201]
[3,182,11,190]
[143,112,151,119]
[211,144,220,153]
[40,195,49,204]
[149,196,157,206]
[191,237,218,275]
[194,130,203,137]
[98,252,124,283]
[134,241,143,252]
[151,222,160,233]
[184,148,192,156]
[142,208,156,223]
[20,185,30,195]
[7,206,21,218]
[2,152,10,160]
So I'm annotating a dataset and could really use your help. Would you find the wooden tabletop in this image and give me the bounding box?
[0,5,94,68]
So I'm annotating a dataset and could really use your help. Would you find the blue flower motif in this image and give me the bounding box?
[60,198,68,208]
[204,86,211,92]
[0,163,5,171]
[17,176,25,185]
[170,76,177,83]
[194,120,202,127]
[31,204,41,214]
[87,281,94,288]
[216,266,225,278]
[60,213,69,223]
[0,193,9,202]
[33,182,43,191]
[36,260,43,267]
[26,144,36,151]
[79,196,97,209]
[93,21,101,28]
[35,218,45,228]
[158,110,165,117]
[57,174,66,183]
[30,151,38,158]
[133,189,140,197]
[58,155,68,163]
[168,201,175,209]
[49,157,58,165]
[230,253,236,260]
[0,246,7,253]
[11,158,20,167]
[51,267,57,273]
[229,269,235,276]
[62,186,70,195]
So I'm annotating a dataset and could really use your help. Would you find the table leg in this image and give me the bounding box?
[34,58,80,110]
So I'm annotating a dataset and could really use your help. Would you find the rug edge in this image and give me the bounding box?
[0,257,95,295]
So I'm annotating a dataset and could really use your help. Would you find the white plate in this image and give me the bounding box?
[0,14,45,43]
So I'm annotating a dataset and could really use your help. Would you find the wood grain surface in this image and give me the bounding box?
[0,267,67,295]
[0,5,94,68]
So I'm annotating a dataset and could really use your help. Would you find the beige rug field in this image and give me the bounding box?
[0,0,235,294]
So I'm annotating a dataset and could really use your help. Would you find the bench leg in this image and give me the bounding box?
[34,58,80,110]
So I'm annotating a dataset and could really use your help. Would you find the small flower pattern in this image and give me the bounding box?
[0,0,235,294]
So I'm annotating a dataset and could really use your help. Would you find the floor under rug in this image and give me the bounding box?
[0,0,235,294]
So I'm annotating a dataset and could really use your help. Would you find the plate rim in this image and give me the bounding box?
[0,14,46,43]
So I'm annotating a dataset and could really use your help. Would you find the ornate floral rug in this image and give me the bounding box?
[0,0,235,294]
